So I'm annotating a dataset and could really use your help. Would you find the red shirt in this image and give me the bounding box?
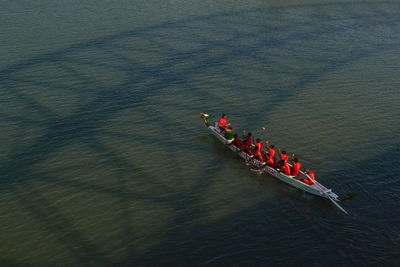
[244,136,252,147]
[232,138,243,149]
[307,171,316,180]
[268,148,275,160]
[218,118,227,127]
[267,156,275,166]
[280,154,288,163]
[267,148,275,167]
[303,179,314,185]
[291,162,302,176]
[304,171,316,184]
[255,142,263,154]
[282,163,291,176]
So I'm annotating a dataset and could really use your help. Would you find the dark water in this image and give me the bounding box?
[1,1,400,266]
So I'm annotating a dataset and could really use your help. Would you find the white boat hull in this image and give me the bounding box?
[207,125,339,200]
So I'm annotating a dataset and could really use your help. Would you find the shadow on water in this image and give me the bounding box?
[14,187,113,266]
[1,1,400,266]
[121,141,400,266]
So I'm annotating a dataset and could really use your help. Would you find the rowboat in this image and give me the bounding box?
[200,112,348,214]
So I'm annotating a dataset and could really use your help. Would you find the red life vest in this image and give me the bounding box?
[307,171,316,180]
[244,137,252,148]
[291,162,302,176]
[255,142,263,154]
[303,179,314,185]
[266,156,276,168]
[269,148,275,158]
[280,154,288,163]
[303,170,316,185]
[232,138,243,149]
[218,118,227,127]
[282,163,291,176]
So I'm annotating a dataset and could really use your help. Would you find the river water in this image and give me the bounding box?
[1,0,400,266]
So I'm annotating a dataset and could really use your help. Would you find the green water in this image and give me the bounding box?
[1,1,400,266]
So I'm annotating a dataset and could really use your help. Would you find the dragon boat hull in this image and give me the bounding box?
[204,118,340,201]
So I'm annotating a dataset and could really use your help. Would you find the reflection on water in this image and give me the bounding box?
[1,1,400,266]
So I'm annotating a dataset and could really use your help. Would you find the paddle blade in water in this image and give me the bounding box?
[338,193,357,202]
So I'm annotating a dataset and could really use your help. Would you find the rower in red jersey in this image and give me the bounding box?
[281,160,291,176]
[254,139,264,162]
[280,150,288,163]
[291,157,302,177]
[265,141,276,167]
[242,131,253,153]
[238,131,252,157]
[218,114,231,132]
[277,149,289,168]
[302,169,316,185]
[254,138,263,156]
[252,146,264,163]
[231,134,244,150]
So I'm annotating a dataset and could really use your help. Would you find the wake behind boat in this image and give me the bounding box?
[200,112,348,214]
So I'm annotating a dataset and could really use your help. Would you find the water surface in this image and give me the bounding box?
[1,0,400,266]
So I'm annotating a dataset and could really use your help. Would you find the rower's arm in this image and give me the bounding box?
[265,141,270,150]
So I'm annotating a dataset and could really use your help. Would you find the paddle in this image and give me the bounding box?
[309,177,349,214]
[322,190,349,214]
[337,193,356,202]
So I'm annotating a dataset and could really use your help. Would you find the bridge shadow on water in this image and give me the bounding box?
[1,1,400,266]
[121,142,400,266]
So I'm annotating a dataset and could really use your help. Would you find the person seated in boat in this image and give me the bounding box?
[252,143,264,163]
[224,127,235,143]
[254,138,263,156]
[243,143,256,163]
[231,133,244,150]
[244,146,264,166]
[277,149,289,168]
[242,131,253,153]
[280,159,291,176]
[301,169,317,185]
[290,157,302,177]
[265,141,276,167]
[218,114,231,132]
[242,131,252,144]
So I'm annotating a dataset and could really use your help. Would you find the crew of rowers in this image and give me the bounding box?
[218,114,316,185]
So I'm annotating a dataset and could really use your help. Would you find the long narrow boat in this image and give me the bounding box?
[200,112,348,214]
